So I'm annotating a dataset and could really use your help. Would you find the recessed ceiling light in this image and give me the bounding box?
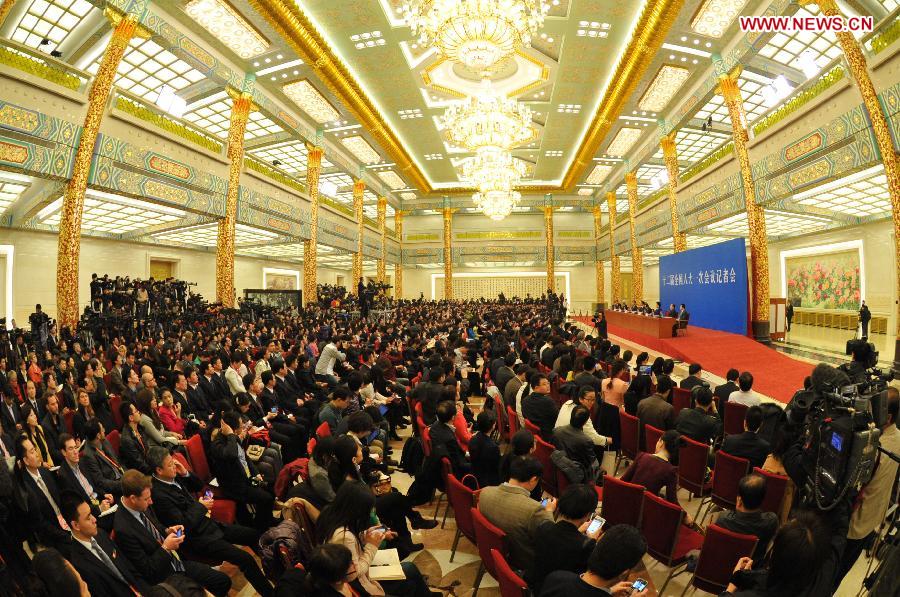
[276,54,283,59]
[400,192,416,200]
[578,188,594,196]
[377,170,406,190]
[606,127,643,156]
[282,80,341,123]
[341,135,381,164]
[185,0,269,59]
[585,164,613,184]
[691,0,749,38]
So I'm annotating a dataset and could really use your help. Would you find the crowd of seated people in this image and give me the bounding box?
[0,286,896,597]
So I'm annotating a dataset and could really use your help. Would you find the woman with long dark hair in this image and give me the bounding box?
[621,429,685,506]
[316,481,433,597]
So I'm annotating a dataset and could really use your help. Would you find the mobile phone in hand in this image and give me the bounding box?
[175,528,183,538]
[631,578,647,592]
[204,490,213,499]
[540,498,549,507]
[586,516,604,535]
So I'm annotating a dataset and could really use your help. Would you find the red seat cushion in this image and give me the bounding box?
[672,525,705,562]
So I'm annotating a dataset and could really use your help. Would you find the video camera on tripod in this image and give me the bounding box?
[785,357,892,511]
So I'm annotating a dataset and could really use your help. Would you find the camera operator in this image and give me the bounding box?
[833,385,899,588]
[29,303,50,350]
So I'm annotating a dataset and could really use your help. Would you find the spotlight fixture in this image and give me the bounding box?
[50,50,62,58]
[707,116,713,127]
[40,38,50,45]
[272,160,282,166]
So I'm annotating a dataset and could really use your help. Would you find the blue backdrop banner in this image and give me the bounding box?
[659,238,749,335]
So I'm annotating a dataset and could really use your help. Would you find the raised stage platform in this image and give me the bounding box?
[576,316,813,404]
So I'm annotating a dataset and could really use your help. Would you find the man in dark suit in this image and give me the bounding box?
[121,367,141,403]
[521,373,559,439]
[503,364,528,409]
[80,418,124,497]
[429,400,470,476]
[679,363,705,390]
[108,358,128,396]
[714,368,740,408]
[494,353,517,395]
[553,406,599,481]
[118,400,152,474]
[114,469,230,595]
[41,393,67,453]
[14,434,70,547]
[209,411,275,530]
[184,368,213,423]
[56,433,114,523]
[0,420,14,459]
[720,405,771,469]
[22,381,45,422]
[675,386,721,445]
[147,447,273,595]
[61,492,151,597]
[637,376,676,448]
[1,392,22,432]
[572,356,603,394]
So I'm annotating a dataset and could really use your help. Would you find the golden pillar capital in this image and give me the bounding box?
[798,0,839,13]
[55,12,141,328]
[0,0,18,27]
[376,196,386,284]
[303,146,324,306]
[351,179,365,293]
[215,91,253,308]
[442,207,453,300]
[660,133,687,253]
[606,191,620,304]
[626,172,643,302]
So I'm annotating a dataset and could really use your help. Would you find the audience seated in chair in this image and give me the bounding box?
[721,406,771,470]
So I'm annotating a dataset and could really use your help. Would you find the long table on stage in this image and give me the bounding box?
[605,310,677,338]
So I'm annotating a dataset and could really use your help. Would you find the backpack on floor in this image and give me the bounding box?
[259,519,305,579]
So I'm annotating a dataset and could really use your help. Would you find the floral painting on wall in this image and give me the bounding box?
[785,249,861,310]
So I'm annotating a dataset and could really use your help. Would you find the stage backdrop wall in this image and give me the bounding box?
[659,238,749,335]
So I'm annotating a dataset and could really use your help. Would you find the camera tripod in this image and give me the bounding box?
[856,446,900,596]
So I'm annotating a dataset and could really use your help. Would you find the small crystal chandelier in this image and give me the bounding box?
[441,80,534,152]
[463,147,527,190]
[473,188,522,220]
[403,0,551,72]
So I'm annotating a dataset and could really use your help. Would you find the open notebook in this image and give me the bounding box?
[368,548,406,581]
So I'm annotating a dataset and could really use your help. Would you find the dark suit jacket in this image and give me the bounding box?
[721,432,771,470]
[118,425,152,474]
[57,461,103,517]
[22,397,45,422]
[428,421,469,476]
[493,366,514,398]
[80,440,123,496]
[1,400,22,431]
[274,377,301,414]
[186,386,212,421]
[20,467,70,546]
[68,528,150,597]
[209,432,257,500]
[527,520,595,590]
[675,407,722,445]
[108,367,127,396]
[41,411,67,452]
[637,394,676,432]
[468,432,500,487]
[0,431,13,457]
[572,371,603,393]
[714,381,739,406]
[553,425,597,477]
[112,505,181,585]
[150,474,225,550]
[679,375,705,390]
[503,376,523,409]
[521,392,559,439]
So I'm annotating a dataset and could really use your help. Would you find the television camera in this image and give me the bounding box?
[785,345,892,511]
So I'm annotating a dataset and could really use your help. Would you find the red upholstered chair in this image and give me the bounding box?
[445,474,477,562]
[492,549,528,597]
[682,524,758,595]
[109,394,123,430]
[723,401,749,437]
[506,406,519,437]
[494,397,508,443]
[184,433,228,499]
[64,410,75,435]
[601,475,644,529]
[315,421,331,438]
[616,411,640,474]
[672,387,692,417]
[433,457,453,522]
[471,507,508,597]
[420,425,433,457]
[678,436,712,516]
[698,451,750,526]
[753,466,790,516]
[173,451,236,524]
[533,435,558,497]
[640,491,705,595]
[105,429,120,456]
[307,437,317,455]
[523,418,541,438]
[644,424,664,454]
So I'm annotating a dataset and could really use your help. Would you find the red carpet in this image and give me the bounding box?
[574,316,810,404]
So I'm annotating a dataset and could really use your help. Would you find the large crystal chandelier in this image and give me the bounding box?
[473,188,522,220]
[441,80,534,152]
[403,0,551,72]
[463,147,527,190]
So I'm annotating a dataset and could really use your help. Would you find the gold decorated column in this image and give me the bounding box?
[625,172,643,302]
[216,86,253,307]
[801,0,900,373]
[442,205,453,300]
[716,71,771,342]
[592,206,605,306]
[606,191,620,304]
[660,133,687,252]
[303,146,324,306]
[351,179,365,293]
[56,10,145,328]
[376,196,386,284]
[0,0,19,27]
[394,210,404,299]
[543,198,555,293]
